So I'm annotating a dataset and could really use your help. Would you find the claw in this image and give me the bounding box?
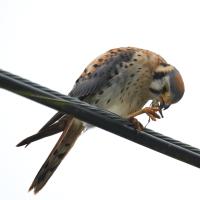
[128,117,144,131]
[128,106,162,130]
[151,99,164,118]
[142,107,161,120]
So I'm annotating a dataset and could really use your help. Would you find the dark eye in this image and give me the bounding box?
[160,63,169,67]
[153,72,166,79]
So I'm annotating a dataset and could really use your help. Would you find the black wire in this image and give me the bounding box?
[1,69,200,168]
[144,129,200,154]
[1,69,199,154]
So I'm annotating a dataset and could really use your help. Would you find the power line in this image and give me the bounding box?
[1,69,200,168]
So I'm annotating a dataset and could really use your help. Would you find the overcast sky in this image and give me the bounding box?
[1,0,200,199]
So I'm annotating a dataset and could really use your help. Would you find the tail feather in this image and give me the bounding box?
[29,117,84,194]
[16,113,70,147]
[38,112,65,132]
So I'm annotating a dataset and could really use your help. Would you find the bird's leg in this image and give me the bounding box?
[128,107,161,131]
[128,107,161,121]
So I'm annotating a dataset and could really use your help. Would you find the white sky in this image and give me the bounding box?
[1,0,200,199]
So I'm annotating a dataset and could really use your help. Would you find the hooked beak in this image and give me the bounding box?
[159,97,171,110]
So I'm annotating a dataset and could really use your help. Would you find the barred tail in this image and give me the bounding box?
[29,117,84,194]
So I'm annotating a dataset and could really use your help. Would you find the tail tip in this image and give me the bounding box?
[16,140,30,147]
[29,184,40,194]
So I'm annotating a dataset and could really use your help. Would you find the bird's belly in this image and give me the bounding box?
[106,101,136,117]
[86,65,152,117]
[88,83,149,118]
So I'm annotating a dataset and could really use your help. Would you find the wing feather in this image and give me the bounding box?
[69,48,134,98]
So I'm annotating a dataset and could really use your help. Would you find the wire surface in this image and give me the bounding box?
[1,69,200,168]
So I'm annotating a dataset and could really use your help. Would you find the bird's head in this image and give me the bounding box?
[150,63,185,110]
[160,66,185,110]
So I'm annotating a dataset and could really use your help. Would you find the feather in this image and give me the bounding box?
[29,118,84,193]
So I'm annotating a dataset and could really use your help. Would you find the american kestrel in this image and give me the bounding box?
[17,47,185,193]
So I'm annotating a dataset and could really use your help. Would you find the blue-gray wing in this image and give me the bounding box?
[69,48,134,98]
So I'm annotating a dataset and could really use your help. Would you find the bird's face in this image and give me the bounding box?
[160,67,185,110]
[149,64,185,110]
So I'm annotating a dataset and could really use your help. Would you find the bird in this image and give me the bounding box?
[17,47,185,193]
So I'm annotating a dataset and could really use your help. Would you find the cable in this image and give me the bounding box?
[1,69,200,168]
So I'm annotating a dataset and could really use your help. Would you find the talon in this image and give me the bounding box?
[147,113,157,121]
[145,110,161,119]
[140,107,161,119]
[128,117,144,131]
[128,106,162,124]
[151,99,164,118]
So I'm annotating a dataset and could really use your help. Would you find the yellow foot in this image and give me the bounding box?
[128,107,161,121]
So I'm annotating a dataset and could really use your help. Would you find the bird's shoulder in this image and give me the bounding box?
[69,47,136,98]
